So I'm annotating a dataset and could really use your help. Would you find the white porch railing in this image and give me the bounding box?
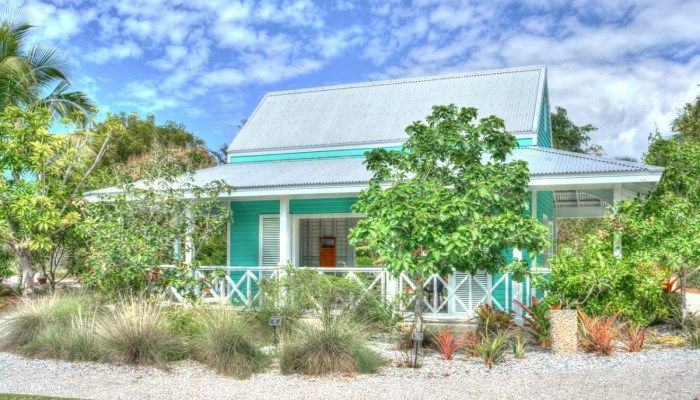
[162,265,547,319]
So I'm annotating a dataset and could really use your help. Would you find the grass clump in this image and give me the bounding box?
[99,301,182,367]
[192,308,268,378]
[475,329,510,369]
[1,293,98,349]
[281,316,385,375]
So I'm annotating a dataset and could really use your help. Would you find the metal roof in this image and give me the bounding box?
[227,65,546,154]
[84,147,663,198]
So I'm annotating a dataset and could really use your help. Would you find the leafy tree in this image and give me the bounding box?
[349,104,549,343]
[89,113,215,186]
[81,146,233,297]
[0,12,96,126]
[0,107,119,292]
[551,106,600,154]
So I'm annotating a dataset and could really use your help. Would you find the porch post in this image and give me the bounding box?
[279,196,291,265]
[613,183,622,258]
[184,208,195,265]
[512,248,523,315]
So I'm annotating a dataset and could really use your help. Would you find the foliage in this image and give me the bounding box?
[513,297,551,347]
[623,325,645,353]
[0,12,96,126]
[434,329,460,360]
[280,315,385,375]
[98,300,183,367]
[551,106,600,154]
[556,218,606,254]
[460,330,479,358]
[0,108,118,291]
[393,325,435,350]
[474,304,515,336]
[192,308,268,378]
[81,145,232,297]
[475,329,510,369]
[577,309,622,356]
[0,292,99,349]
[512,330,526,359]
[350,104,548,343]
[25,311,102,361]
[546,232,667,326]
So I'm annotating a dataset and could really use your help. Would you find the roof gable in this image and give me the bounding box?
[228,65,547,154]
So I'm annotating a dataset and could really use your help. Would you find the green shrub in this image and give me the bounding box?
[475,329,510,369]
[25,312,102,361]
[280,316,385,375]
[474,304,514,336]
[192,308,268,378]
[1,293,98,349]
[546,238,668,326]
[99,301,182,367]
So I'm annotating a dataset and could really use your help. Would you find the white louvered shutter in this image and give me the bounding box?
[260,216,280,266]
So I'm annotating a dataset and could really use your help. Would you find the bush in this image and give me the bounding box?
[1,293,98,349]
[460,331,479,358]
[547,238,668,326]
[99,301,183,367]
[280,316,385,375]
[514,296,551,347]
[475,304,514,336]
[623,325,645,353]
[192,308,268,378]
[393,325,436,350]
[25,311,102,361]
[578,309,622,356]
[475,330,510,369]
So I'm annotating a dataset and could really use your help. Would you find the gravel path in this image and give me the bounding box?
[0,347,698,400]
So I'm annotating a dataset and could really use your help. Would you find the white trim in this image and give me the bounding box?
[528,172,662,189]
[228,141,406,157]
[557,206,608,218]
[279,196,291,265]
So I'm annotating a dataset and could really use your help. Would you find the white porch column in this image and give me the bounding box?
[184,208,195,265]
[512,248,523,315]
[530,190,538,270]
[613,183,622,258]
[279,196,291,265]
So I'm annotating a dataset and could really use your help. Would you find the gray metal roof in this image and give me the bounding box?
[228,66,546,154]
[84,147,662,198]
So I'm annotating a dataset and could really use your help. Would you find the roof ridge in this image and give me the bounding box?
[264,65,546,97]
[524,146,656,170]
[217,156,365,168]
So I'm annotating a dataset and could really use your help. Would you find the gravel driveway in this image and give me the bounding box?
[1,348,698,400]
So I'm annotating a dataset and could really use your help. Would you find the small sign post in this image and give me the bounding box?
[269,316,282,345]
[411,331,423,368]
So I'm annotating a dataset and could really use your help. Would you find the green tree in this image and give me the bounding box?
[0,13,96,126]
[81,146,233,297]
[551,106,600,154]
[89,113,215,186]
[349,104,549,344]
[0,107,119,292]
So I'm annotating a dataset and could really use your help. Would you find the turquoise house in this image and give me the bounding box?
[89,66,664,319]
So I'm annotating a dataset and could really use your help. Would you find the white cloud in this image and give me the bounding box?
[86,41,143,64]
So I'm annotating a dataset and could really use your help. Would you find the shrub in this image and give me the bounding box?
[547,238,668,326]
[475,330,510,369]
[578,309,622,356]
[280,316,384,375]
[685,330,700,349]
[434,329,460,360]
[192,308,268,378]
[99,301,182,367]
[1,293,98,349]
[25,311,102,361]
[623,325,645,352]
[514,297,551,347]
[460,331,479,358]
[475,304,514,336]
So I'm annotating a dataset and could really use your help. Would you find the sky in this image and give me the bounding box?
[12,0,700,158]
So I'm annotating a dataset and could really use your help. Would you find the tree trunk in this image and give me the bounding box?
[411,274,425,368]
[17,248,35,293]
[679,268,687,326]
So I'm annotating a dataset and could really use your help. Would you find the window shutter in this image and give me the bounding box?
[260,216,280,266]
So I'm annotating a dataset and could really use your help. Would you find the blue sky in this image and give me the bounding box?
[13,0,700,157]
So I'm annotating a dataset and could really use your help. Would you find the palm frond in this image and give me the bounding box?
[38,81,98,127]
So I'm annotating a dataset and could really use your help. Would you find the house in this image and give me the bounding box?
[87,65,663,319]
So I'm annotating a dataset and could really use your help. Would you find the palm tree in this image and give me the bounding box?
[0,10,96,127]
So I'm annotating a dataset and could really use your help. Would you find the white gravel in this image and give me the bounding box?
[0,345,698,400]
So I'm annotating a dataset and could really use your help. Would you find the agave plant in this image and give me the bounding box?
[434,328,461,361]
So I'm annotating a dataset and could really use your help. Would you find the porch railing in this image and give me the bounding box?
[162,265,547,319]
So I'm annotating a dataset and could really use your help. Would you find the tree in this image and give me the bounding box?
[551,106,600,154]
[89,113,215,186]
[349,104,549,347]
[81,146,232,297]
[0,107,119,292]
[0,12,96,126]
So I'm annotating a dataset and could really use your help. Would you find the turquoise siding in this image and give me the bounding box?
[229,147,402,163]
[290,197,357,214]
[535,191,555,267]
[229,200,280,266]
[536,84,553,148]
